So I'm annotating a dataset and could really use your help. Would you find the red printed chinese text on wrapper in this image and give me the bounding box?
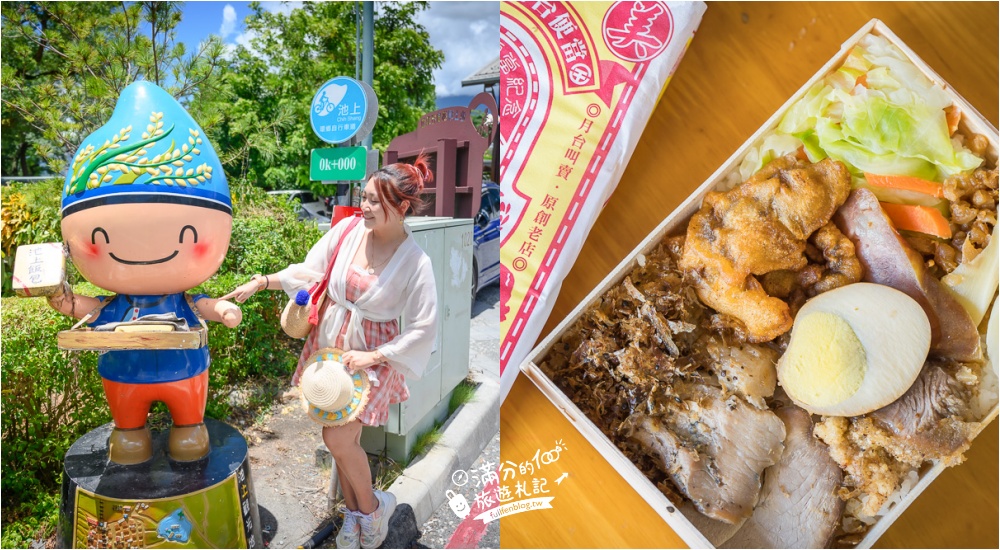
[499,1,706,399]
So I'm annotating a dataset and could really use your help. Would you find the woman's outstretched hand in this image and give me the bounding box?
[221,278,262,304]
[341,350,381,373]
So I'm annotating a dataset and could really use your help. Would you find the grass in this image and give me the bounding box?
[406,378,480,464]
[447,378,479,416]
[407,420,444,463]
[373,452,405,491]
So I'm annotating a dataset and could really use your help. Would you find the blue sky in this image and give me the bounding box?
[174,1,499,99]
[174,1,251,48]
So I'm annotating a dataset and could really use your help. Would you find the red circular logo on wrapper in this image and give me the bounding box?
[602,1,673,62]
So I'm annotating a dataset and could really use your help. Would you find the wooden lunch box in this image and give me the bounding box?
[518,19,999,549]
[57,295,208,351]
[57,326,208,351]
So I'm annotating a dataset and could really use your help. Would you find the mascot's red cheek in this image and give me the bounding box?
[84,243,101,257]
[193,242,210,259]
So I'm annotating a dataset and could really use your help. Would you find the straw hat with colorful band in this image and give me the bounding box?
[300,348,371,427]
[61,81,230,217]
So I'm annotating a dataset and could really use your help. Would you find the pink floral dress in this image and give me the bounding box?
[285,219,436,427]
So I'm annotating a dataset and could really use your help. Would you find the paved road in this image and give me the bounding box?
[413,282,500,549]
[415,432,500,549]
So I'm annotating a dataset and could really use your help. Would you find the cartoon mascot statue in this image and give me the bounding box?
[47,81,241,465]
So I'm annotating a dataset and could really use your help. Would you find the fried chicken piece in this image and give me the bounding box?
[680,155,852,342]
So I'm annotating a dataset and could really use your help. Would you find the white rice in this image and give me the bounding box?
[874,469,920,517]
[842,468,921,532]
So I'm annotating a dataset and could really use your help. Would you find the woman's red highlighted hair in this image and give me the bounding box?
[370,153,432,220]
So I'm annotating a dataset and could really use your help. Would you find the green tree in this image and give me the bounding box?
[197,1,443,194]
[1,1,227,177]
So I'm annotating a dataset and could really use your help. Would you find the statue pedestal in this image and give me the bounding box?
[58,418,263,548]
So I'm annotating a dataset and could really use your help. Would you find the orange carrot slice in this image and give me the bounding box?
[880,202,952,239]
[944,105,961,136]
[855,73,867,88]
[865,172,944,199]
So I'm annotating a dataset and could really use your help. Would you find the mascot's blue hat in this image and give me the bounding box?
[61,81,230,217]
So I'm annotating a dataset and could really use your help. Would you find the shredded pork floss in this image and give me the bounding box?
[540,237,787,520]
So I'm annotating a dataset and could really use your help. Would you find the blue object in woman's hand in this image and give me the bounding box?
[295,290,310,306]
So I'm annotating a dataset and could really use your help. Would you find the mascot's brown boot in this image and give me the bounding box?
[168,423,210,462]
[108,426,153,465]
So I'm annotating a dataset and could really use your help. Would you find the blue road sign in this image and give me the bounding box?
[310,77,369,144]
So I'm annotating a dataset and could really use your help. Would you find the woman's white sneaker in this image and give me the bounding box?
[359,490,397,549]
[336,509,362,549]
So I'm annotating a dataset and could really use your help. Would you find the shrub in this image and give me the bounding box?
[0,292,109,509]
[0,491,59,549]
[195,179,324,393]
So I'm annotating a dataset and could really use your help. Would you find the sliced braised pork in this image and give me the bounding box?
[724,406,843,549]
[869,360,979,465]
[625,383,786,524]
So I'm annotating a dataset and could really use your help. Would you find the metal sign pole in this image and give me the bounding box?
[307,2,376,218]
[362,1,374,151]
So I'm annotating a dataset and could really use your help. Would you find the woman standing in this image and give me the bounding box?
[225,158,438,549]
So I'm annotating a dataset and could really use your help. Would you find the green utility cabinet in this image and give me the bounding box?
[361,217,473,462]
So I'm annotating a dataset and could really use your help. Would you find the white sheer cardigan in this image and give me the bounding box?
[275,217,438,380]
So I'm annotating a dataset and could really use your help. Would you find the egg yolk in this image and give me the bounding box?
[780,311,867,407]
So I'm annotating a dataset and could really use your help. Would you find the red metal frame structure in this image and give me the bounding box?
[385,92,497,219]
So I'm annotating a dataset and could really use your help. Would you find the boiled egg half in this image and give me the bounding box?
[777,282,931,417]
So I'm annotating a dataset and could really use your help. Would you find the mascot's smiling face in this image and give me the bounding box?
[59,81,233,296]
[62,202,231,295]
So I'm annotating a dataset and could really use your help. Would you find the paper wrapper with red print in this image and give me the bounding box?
[499,1,706,400]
